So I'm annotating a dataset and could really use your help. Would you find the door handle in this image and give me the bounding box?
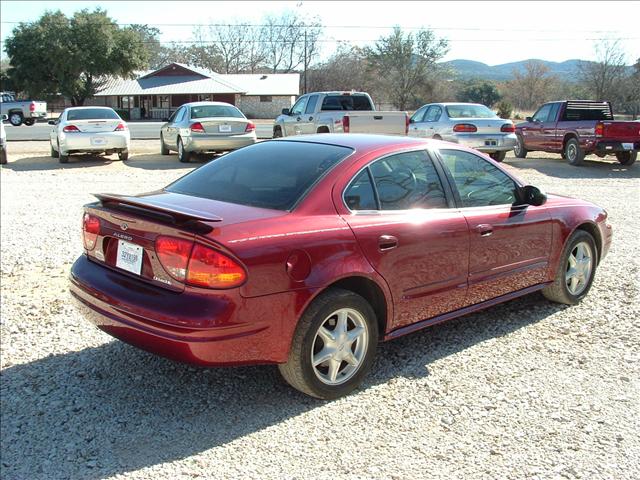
[378,235,399,251]
[309,116,313,121]
[474,224,493,236]
[296,117,301,121]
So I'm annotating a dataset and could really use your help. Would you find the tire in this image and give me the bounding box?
[278,289,379,399]
[23,119,35,126]
[58,140,69,163]
[0,148,7,165]
[542,230,597,305]
[50,143,59,158]
[118,149,129,161]
[160,134,170,155]
[177,137,190,163]
[513,134,528,158]
[489,151,507,162]
[616,151,637,166]
[9,112,23,127]
[432,134,442,140]
[564,138,585,166]
[273,126,283,138]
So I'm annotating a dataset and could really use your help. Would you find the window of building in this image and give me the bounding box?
[260,96,273,103]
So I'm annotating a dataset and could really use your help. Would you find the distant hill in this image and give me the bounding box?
[441,59,585,81]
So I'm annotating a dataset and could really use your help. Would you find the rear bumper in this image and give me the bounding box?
[29,112,47,119]
[443,133,517,152]
[183,133,257,152]
[594,140,639,154]
[69,255,297,366]
[60,132,130,153]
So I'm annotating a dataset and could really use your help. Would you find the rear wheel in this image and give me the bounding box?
[50,142,59,158]
[616,151,637,166]
[23,119,35,126]
[118,149,129,161]
[273,126,283,138]
[564,138,585,166]
[9,112,23,127]
[489,151,507,162]
[513,134,528,158]
[278,289,378,399]
[0,148,6,165]
[542,230,597,305]
[160,134,170,155]
[177,137,190,163]
[58,140,69,163]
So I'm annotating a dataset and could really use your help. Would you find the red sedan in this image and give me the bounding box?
[70,134,612,399]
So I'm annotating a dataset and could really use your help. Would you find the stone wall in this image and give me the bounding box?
[238,95,295,119]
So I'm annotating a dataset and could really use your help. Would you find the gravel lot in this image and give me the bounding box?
[1,141,639,479]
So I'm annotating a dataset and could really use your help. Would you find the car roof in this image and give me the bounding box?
[181,101,238,108]
[64,106,115,111]
[276,133,433,151]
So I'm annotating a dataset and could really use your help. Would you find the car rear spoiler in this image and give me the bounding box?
[94,193,222,232]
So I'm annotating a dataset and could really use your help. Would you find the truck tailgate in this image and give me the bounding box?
[602,121,640,141]
[345,111,408,136]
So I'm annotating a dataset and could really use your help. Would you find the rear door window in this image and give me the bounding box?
[166,141,353,211]
[305,95,319,114]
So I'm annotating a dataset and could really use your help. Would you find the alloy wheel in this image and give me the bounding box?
[565,241,593,296]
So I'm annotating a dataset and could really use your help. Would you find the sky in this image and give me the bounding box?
[1,1,639,66]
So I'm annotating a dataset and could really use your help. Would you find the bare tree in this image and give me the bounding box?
[307,45,372,92]
[505,60,556,111]
[205,21,247,74]
[579,39,628,104]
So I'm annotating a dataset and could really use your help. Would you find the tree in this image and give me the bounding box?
[579,39,628,104]
[505,60,556,111]
[4,9,149,105]
[364,27,449,110]
[307,45,372,93]
[458,80,501,106]
[128,24,165,69]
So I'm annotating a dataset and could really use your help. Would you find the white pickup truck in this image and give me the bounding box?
[273,91,408,137]
[0,92,47,126]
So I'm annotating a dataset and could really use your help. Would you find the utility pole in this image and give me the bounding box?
[304,29,308,94]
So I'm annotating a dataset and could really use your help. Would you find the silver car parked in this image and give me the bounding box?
[407,103,516,162]
[160,102,256,162]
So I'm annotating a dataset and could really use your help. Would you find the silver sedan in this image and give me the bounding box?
[160,102,257,162]
[407,103,516,162]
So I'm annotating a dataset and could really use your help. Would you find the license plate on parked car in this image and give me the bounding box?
[219,125,232,133]
[91,137,106,146]
[116,240,143,275]
[622,143,633,150]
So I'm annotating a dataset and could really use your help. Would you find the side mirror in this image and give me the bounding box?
[409,118,415,124]
[1,114,7,121]
[162,117,169,122]
[518,185,547,206]
[48,120,56,125]
[525,116,533,122]
[281,108,290,116]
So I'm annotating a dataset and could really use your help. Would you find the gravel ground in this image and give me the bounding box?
[1,142,639,480]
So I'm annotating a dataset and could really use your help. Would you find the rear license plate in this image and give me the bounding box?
[219,125,232,133]
[622,143,633,150]
[91,137,106,146]
[116,240,143,275]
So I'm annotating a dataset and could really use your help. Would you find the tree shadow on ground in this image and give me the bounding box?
[1,292,564,479]
[1,154,114,172]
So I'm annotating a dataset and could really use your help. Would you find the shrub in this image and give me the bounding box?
[496,101,513,119]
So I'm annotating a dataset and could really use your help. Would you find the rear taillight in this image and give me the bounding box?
[114,122,127,132]
[190,122,205,133]
[405,114,410,135]
[156,236,246,289]
[29,102,36,112]
[82,213,100,250]
[343,115,350,133]
[245,122,256,132]
[595,122,604,137]
[501,123,515,133]
[63,125,80,133]
[453,124,477,133]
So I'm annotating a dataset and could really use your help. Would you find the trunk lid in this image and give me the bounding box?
[192,117,249,135]
[69,119,122,133]
[451,118,509,134]
[84,191,284,292]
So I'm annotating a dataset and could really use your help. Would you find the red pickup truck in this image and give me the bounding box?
[514,100,639,166]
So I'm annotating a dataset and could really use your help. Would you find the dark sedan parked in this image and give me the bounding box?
[70,135,612,399]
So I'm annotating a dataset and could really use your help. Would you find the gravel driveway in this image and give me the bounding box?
[1,142,639,479]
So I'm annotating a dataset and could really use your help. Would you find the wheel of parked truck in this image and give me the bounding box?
[278,288,378,399]
[50,142,59,158]
[23,119,35,126]
[564,138,585,166]
[489,151,507,162]
[9,112,23,127]
[58,140,69,164]
[273,126,283,138]
[177,137,190,163]
[0,148,7,165]
[616,151,636,166]
[513,134,528,158]
[160,134,170,155]
[542,230,597,305]
[119,149,129,161]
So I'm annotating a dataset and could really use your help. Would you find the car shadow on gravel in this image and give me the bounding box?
[0,293,565,479]
[123,154,219,170]
[1,155,115,171]
[504,156,639,179]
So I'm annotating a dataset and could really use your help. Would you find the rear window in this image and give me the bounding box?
[445,104,496,119]
[321,95,373,111]
[67,109,119,120]
[166,141,353,211]
[190,105,244,119]
[561,102,613,121]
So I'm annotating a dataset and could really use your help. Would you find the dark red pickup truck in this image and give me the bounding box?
[514,100,639,166]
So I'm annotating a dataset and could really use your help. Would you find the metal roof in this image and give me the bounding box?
[219,74,300,96]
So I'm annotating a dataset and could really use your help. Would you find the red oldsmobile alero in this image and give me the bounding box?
[69,134,612,398]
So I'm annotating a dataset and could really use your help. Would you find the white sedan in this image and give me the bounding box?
[49,107,130,163]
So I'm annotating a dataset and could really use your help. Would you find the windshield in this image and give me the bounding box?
[190,105,244,119]
[166,141,353,211]
[445,104,497,119]
[67,109,120,120]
